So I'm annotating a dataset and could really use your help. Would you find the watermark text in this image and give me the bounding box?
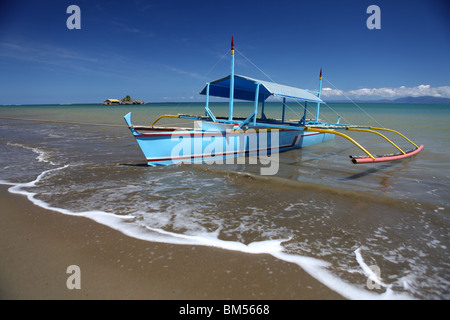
[66,5,81,30]
[366,5,381,30]
[66,265,81,289]
[170,126,280,175]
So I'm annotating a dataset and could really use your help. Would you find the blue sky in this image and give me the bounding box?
[0,0,449,104]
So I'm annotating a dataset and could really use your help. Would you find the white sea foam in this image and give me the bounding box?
[354,247,388,288]
[5,168,128,229]
[0,164,416,300]
[354,247,415,300]
[0,179,15,186]
[6,142,55,165]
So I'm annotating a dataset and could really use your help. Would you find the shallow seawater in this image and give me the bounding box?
[0,102,449,299]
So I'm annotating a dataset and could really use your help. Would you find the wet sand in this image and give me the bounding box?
[0,185,343,300]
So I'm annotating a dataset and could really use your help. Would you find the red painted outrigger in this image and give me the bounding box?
[350,145,424,164]
[304,125,424,164]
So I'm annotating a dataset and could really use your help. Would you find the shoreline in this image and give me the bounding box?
[0,185,344,300]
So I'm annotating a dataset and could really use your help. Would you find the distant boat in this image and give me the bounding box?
[124,37,423,166]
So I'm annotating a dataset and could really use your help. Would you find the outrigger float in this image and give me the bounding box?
[124,37,423,166]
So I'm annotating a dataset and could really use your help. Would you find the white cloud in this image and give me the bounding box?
[321,87,344,96]
[320,84,450,99]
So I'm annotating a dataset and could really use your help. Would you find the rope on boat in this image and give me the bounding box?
[323,78,386,128]
[237,50,321,122]
[0,116,127,127]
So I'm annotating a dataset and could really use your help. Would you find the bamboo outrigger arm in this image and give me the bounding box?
[150,114,180,127]
[368,127,420,149]
[345,127,406,154]
[304,126,424,164]
[304,127,376,161]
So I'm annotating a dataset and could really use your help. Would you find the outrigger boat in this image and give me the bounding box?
[124,37,423,166]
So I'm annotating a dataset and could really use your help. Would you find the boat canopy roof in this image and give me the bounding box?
[200,74,323,103]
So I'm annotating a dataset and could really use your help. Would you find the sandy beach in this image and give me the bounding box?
[0,185,343,300]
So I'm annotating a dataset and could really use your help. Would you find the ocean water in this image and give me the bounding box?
[0,102,449,299]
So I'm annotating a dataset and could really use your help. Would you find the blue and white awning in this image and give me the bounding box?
[200,74,323,103]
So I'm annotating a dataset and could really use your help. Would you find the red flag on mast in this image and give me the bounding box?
[231,36,235,55]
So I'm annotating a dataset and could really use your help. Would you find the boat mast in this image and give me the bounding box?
[315,68,322,123]
[229,36,235,121]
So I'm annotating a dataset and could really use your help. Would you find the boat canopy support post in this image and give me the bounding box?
[240,82,260,128]
[253,82,260,125]
[315,68,323,123]
[282,98,286,123]
[315,104,320,123]
[299,101,307,126]
[204,82,217,122]
[261,99,267,120]
[229,36,235,121]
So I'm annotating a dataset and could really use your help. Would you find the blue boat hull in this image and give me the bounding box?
[124,113,334,166]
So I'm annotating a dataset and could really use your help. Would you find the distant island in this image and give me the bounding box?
[328,96,450,104]
[103,95,147,105]
[388,96,450,104]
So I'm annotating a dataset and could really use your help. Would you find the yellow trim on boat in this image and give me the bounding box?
[304,127,376,160]
[150,114,180,127]
[345,127,406,155]
[369,127,419,149]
